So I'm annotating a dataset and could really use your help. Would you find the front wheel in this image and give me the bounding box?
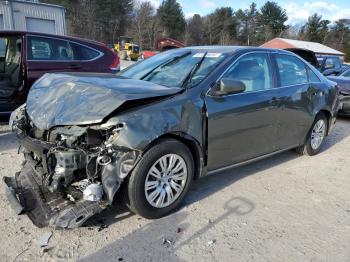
[125,139,194,219]
[295,113,328,156]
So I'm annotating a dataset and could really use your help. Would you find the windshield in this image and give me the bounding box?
[118,49,227,88]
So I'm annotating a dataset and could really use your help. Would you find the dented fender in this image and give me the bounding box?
[102,88,206,153]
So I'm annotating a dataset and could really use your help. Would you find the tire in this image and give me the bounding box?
[295,112,328,156]
[124,139,194,219]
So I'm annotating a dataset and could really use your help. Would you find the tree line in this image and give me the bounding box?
[42,0,350,60]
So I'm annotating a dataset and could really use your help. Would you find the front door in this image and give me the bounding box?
[0,35,24,113]
[205,52,279,171]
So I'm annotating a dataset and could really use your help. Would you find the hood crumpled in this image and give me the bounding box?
[26,73,181,130]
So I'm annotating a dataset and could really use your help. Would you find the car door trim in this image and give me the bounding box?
[207,144,299,175]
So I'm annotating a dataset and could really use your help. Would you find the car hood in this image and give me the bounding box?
[26,73,182,130]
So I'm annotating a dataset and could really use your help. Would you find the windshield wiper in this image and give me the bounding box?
[140,51,192,80]
[181,52,207,88]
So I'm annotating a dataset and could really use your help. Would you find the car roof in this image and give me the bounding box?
[182,46,296,55]
[0,30,105,46]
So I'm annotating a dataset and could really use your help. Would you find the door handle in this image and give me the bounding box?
[69,64,82,70]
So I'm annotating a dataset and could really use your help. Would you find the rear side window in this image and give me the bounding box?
[276,55,307,86]
[307,67,321,82]
[70,42,100,60]
[222,53,273,92]
[28,36,73,61]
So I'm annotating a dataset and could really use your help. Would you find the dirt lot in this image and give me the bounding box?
[0,116,349,262]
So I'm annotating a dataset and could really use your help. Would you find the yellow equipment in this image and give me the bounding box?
[115,36,140,61]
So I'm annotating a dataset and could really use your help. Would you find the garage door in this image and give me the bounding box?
[26,18,56,34]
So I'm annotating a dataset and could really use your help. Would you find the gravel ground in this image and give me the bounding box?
[0,117,350,262]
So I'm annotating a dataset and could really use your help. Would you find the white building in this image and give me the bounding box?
[0,0,66,35]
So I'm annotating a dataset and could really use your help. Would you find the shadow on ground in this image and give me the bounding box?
[80,150,303,261]
[80,196,254,262]
[79,119,350,261]
[322,118,350,151]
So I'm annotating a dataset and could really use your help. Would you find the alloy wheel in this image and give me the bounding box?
[310,119,326,150]
[144,154,188,208]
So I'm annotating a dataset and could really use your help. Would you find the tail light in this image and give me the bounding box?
[109,54,120,72]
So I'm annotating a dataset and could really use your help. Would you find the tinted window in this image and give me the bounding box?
[222,53,272,92]
[28,36,73,60]
[307,67,321,82]
[70,42,100,60]
[276,55,307,86]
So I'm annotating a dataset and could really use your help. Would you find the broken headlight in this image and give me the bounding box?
[9,104,26,132]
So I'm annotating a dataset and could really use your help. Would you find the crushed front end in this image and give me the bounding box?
[4,105,140,228]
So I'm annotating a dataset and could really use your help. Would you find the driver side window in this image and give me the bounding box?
[222,53,272,92]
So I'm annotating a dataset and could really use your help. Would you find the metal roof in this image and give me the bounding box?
[275,38,344,55]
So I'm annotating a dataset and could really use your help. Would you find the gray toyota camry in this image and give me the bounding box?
[6,46,339,228]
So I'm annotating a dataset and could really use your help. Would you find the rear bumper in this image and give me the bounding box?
[3,164,103,229]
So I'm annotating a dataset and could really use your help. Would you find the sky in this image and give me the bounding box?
[144,0,350,25]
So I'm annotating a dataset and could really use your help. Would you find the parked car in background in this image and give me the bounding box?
[328,68,350,115]
[6,47,339,228]
[317,55,343,76]
[0,31,120,115]
[285,49,344,77]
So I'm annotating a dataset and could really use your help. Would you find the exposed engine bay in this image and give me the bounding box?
[4,105,140,228]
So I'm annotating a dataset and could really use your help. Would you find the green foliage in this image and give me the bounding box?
[300,13,330,43]
[41,0,133,44]
[187,14,205,45]
[157,0,186,40]
[344,44,350,62]
[257,1,288,42]
[205,7,237,45]
[41,0,349,60]
[236,2,259,45]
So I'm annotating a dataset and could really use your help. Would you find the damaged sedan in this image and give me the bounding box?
[5,47,339,228]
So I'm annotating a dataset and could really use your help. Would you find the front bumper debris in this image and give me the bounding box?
[6,106,141,228]
[3,164,103,229]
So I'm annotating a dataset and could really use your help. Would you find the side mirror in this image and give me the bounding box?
[211,78,246,96]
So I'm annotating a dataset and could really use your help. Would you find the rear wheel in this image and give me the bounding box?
[295,113,328,156]
[125,139,194,219]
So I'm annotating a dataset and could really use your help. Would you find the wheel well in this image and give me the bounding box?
[318,110,331,134]
[144,133,204,180]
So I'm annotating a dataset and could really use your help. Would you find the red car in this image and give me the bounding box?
[0,31,120,114]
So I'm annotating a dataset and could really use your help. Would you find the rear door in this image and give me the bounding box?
[205,52,280,171]
[68,41,103,72]
[26,35,82,87]
[273,54,315,149]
